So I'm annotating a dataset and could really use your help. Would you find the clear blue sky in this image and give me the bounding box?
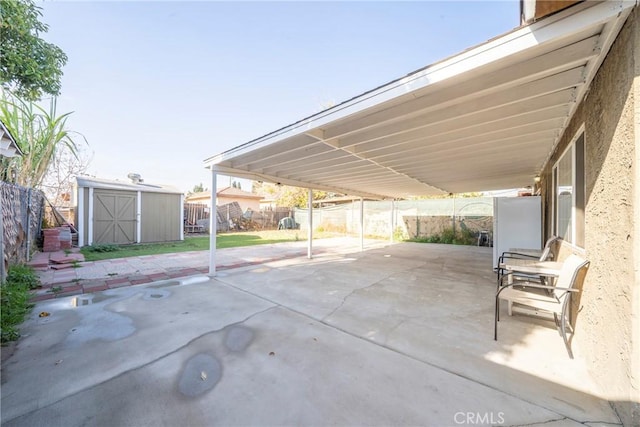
[39,1,520,193]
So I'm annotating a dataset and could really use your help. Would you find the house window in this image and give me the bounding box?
[553,131,585,247]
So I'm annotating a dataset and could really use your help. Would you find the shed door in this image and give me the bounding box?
[93,190,137,244]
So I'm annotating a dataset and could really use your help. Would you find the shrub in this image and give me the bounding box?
[6,265,41,290]
[85,244,119,253]
[1,265,38,343]
[393,226,408,241]
[408,227,477,246]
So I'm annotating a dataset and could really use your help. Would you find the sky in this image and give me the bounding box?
[38,0,521,193]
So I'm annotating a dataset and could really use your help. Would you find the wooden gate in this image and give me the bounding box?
[93,190,137,244]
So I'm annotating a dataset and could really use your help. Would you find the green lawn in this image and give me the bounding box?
[80,230,342,261]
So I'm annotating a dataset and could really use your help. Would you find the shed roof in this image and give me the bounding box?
[76,176,183,195]
[204,1,634,199]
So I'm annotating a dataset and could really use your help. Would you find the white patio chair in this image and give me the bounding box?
[503,235,560,260]
[496,236,560,289]
[494,254,590,359]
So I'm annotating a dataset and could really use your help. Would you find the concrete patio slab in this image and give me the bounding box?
[30,238,389,301]
[1,241,619,426]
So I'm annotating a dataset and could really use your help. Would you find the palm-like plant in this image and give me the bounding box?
[0,89,85,188]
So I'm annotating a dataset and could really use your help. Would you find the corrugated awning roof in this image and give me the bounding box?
[204,1,634,199]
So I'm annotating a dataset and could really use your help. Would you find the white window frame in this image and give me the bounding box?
[552,125,585,247]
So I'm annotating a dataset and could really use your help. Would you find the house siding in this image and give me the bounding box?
[540,8,639,425]
[140,193,181,243]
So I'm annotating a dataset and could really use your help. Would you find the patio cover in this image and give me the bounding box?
[204,1,634,199]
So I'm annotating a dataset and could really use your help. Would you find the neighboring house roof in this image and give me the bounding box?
[76,176,183,195]
[0,120,23,158]
[185,191,213,202]
[185,187,262,202]
[204,1,634,199]
[218,187,262,199]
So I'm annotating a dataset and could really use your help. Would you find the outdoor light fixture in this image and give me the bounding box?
[534,175,541,183]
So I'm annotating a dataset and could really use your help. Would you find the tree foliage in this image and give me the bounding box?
[40,143,92,206]
[188,183,207,195]
[0,0,68,101]
[278,187,327,208]
[0,89,85,188]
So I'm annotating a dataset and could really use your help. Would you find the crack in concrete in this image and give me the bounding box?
[608,403,626,426]
[321,277,389,321]
[582,421,623,426]
[4,304,277,424]
[501,416,621,427]
[381,314,425,345]
[384,317,410,340]
[321,259,434,322]
[502,417,568,426]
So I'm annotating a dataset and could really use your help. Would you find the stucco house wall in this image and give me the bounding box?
[217,194,260,212]
[539,7,639,425]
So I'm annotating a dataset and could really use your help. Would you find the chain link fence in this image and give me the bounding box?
[1,182,45,281]
[293,197,493,241]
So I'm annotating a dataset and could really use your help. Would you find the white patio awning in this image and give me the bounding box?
[204,1,634,199]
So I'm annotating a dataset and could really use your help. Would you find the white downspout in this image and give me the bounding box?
[360,197,364,252]
[307,188,313,259]
[77,187,84,247]
[136,191,142,243]
[179,193,185,241]
[209,171,217,276]
[88,187,94,246]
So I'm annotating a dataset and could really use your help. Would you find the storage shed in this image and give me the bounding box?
[74,176,184,247]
